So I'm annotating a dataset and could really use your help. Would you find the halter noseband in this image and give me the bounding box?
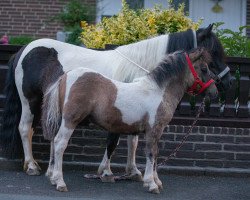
[210,66,230,84]
[185,53,215,95]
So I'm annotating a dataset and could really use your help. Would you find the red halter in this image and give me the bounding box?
[185,53,215,95]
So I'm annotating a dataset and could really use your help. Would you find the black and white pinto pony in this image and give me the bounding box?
[0,25,232,180]
[42,48,218,193]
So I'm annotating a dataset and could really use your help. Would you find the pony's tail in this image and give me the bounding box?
[0,54,23,159]
[42,78,62,141]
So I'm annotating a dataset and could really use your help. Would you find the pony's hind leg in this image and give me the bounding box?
[125,135,142,181]
[98,133,119,183]
[19,102,41,175]
[46,139,55,184]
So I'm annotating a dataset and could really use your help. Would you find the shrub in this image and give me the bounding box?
[53,0,95,45]
[214,22,250,57]
[9,36,34,45]
[81,0,202,49]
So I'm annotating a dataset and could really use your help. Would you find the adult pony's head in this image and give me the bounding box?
[167,24,233,92]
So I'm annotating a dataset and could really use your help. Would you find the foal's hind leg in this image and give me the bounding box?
[51,122,75,192]
[125,135,142,181]
[98,133,119,183]
[19,102,41,175]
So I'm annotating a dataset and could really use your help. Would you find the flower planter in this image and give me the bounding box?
[0,44,23,62]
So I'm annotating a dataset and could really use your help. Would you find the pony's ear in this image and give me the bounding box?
[197,24,214,41]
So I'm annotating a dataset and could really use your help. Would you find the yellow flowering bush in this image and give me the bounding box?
[81,0,202,49]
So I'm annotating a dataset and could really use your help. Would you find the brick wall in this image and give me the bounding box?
[0,0,96,39]
[31,125,250,171]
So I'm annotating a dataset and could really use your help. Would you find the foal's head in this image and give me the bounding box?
[188,48,218,99]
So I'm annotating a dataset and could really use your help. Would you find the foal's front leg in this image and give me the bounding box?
[143,128,163,194]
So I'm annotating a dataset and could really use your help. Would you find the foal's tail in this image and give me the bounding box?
[42,78,62,141]
[0,54,23,158]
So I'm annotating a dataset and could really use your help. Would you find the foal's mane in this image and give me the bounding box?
[149,48,211,89]
[149,51,187,88]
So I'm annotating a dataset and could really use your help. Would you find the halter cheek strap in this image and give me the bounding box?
[185,53,215,95]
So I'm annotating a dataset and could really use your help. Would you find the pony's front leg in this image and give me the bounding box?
[125,135,142,181]
[46,139,55,184]
[143,128,163,194]
[51,124,74,192]
[97,133,119,182]
[19,103,41,175]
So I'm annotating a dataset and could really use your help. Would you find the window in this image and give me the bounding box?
[173,0,189,14]
[127,0,144,10]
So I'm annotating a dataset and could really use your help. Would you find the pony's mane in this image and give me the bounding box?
[113,35,169,82]
[167,29,195,53]
[149,51,187,88]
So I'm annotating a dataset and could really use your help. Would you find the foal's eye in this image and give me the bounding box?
[201,67,208,73]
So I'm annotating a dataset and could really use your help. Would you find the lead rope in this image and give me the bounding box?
[114,49,150,73]
[157,96,206,167]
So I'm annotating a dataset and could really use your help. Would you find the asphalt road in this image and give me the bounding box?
[0,169,249,200]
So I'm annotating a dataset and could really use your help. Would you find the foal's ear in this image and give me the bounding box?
[197,24,214,41]
[189,48,205,61]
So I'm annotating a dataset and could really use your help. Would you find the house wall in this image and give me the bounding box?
[0,0,96,39]
[97,0,247,33]
[247,0,250,36]
[189,0,247,32]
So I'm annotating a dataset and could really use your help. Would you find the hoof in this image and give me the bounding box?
[57,185,68,192]
[158,184,163,190]
[26,168,41,176]
[100,175,115,183]
[149,187,160,194]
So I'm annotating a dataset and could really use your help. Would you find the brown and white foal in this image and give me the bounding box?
[42,48,218,193]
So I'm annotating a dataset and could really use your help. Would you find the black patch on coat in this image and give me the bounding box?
[167,29,195,53]
[22,47,64,127]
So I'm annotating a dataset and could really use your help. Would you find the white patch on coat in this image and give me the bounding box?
[113,77,164,128]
